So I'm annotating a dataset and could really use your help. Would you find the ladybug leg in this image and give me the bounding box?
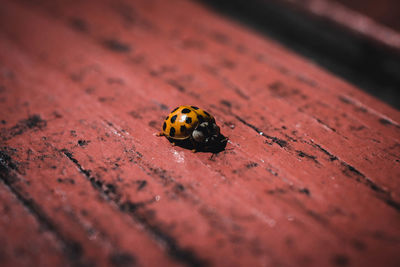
[220,136,229,142]
[210,153,216,160]
[156,132,164,137]
[189,138,197,153]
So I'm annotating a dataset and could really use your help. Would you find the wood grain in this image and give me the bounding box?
[0,0,399,266]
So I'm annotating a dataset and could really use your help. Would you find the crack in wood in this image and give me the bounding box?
[339,95,400,129]
[309,141,400,212]
[233,114,288,148]
[231,113,400,212]
[0,149,90,266]
[61,149,207,267]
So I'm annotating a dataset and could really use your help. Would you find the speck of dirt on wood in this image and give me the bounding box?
[296,150,319,164]
[112,2,137,25]
[109,252,136,267]
[53,111,63,119]
[63,241,84,262]
[0,151,19,185]
[69,17,89,33]
[220,99,232,108]
[174,183,185,192]
[351,239,366,251]
[57,178,75,185]
[0,150,18,171]
[166,79,185,92]
[379,118,397,127]
[211,31,231,45]
[3,115,47,140]
[148,120,159,130]
[102,39,131,53]
[159,103,169,110]
[267,137,287,148]
[106,183,117,194]
[266,188,286,195]
[266,168,278,176]
[298,188,310,196]
[220,58,236,69]
[119,201,145,213]
[246,162,258,169]
[128,111,142,119]
[136,180,147,191]
[310,142,338,161]
[332,254,350,266]
[78,140,90,147]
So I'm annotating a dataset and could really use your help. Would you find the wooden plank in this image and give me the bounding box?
[333,0,400,32]
[0,0,399,266]
[0,58,180,266]
[274,0,400,53]
[0,183,67,267]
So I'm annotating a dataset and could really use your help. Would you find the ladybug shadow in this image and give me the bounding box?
[168,134,228,154]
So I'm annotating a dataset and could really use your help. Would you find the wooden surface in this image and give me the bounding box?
[334,0,400,32]
[275,0,400,52]
[0,0,399,266]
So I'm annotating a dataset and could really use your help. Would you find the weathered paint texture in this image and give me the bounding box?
[0,0,399,266]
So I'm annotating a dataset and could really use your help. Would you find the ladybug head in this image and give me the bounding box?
[192,122,220,144]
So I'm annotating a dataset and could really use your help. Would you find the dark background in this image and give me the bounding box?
[199,0,400,110]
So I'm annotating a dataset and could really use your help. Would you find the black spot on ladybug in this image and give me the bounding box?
[203,110,211,117]
[171,107,179,113]
[181,108,191,114]
[180,125,186,133]
[165,116,169,121]
[170,115,177,123]
[197,115,204,122]
[170,127,176,137]
[191,106,199,110]
[163,122,167,131]
[185,117,192,124]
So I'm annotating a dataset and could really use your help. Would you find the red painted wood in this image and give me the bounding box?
[275,0,400,52]
[0,0,399,266]
[0,185,66,267]
[333,0,400,32]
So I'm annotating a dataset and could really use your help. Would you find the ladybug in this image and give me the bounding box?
[158,105,222,150]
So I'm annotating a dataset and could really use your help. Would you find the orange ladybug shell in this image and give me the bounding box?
[162,105,214,140]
